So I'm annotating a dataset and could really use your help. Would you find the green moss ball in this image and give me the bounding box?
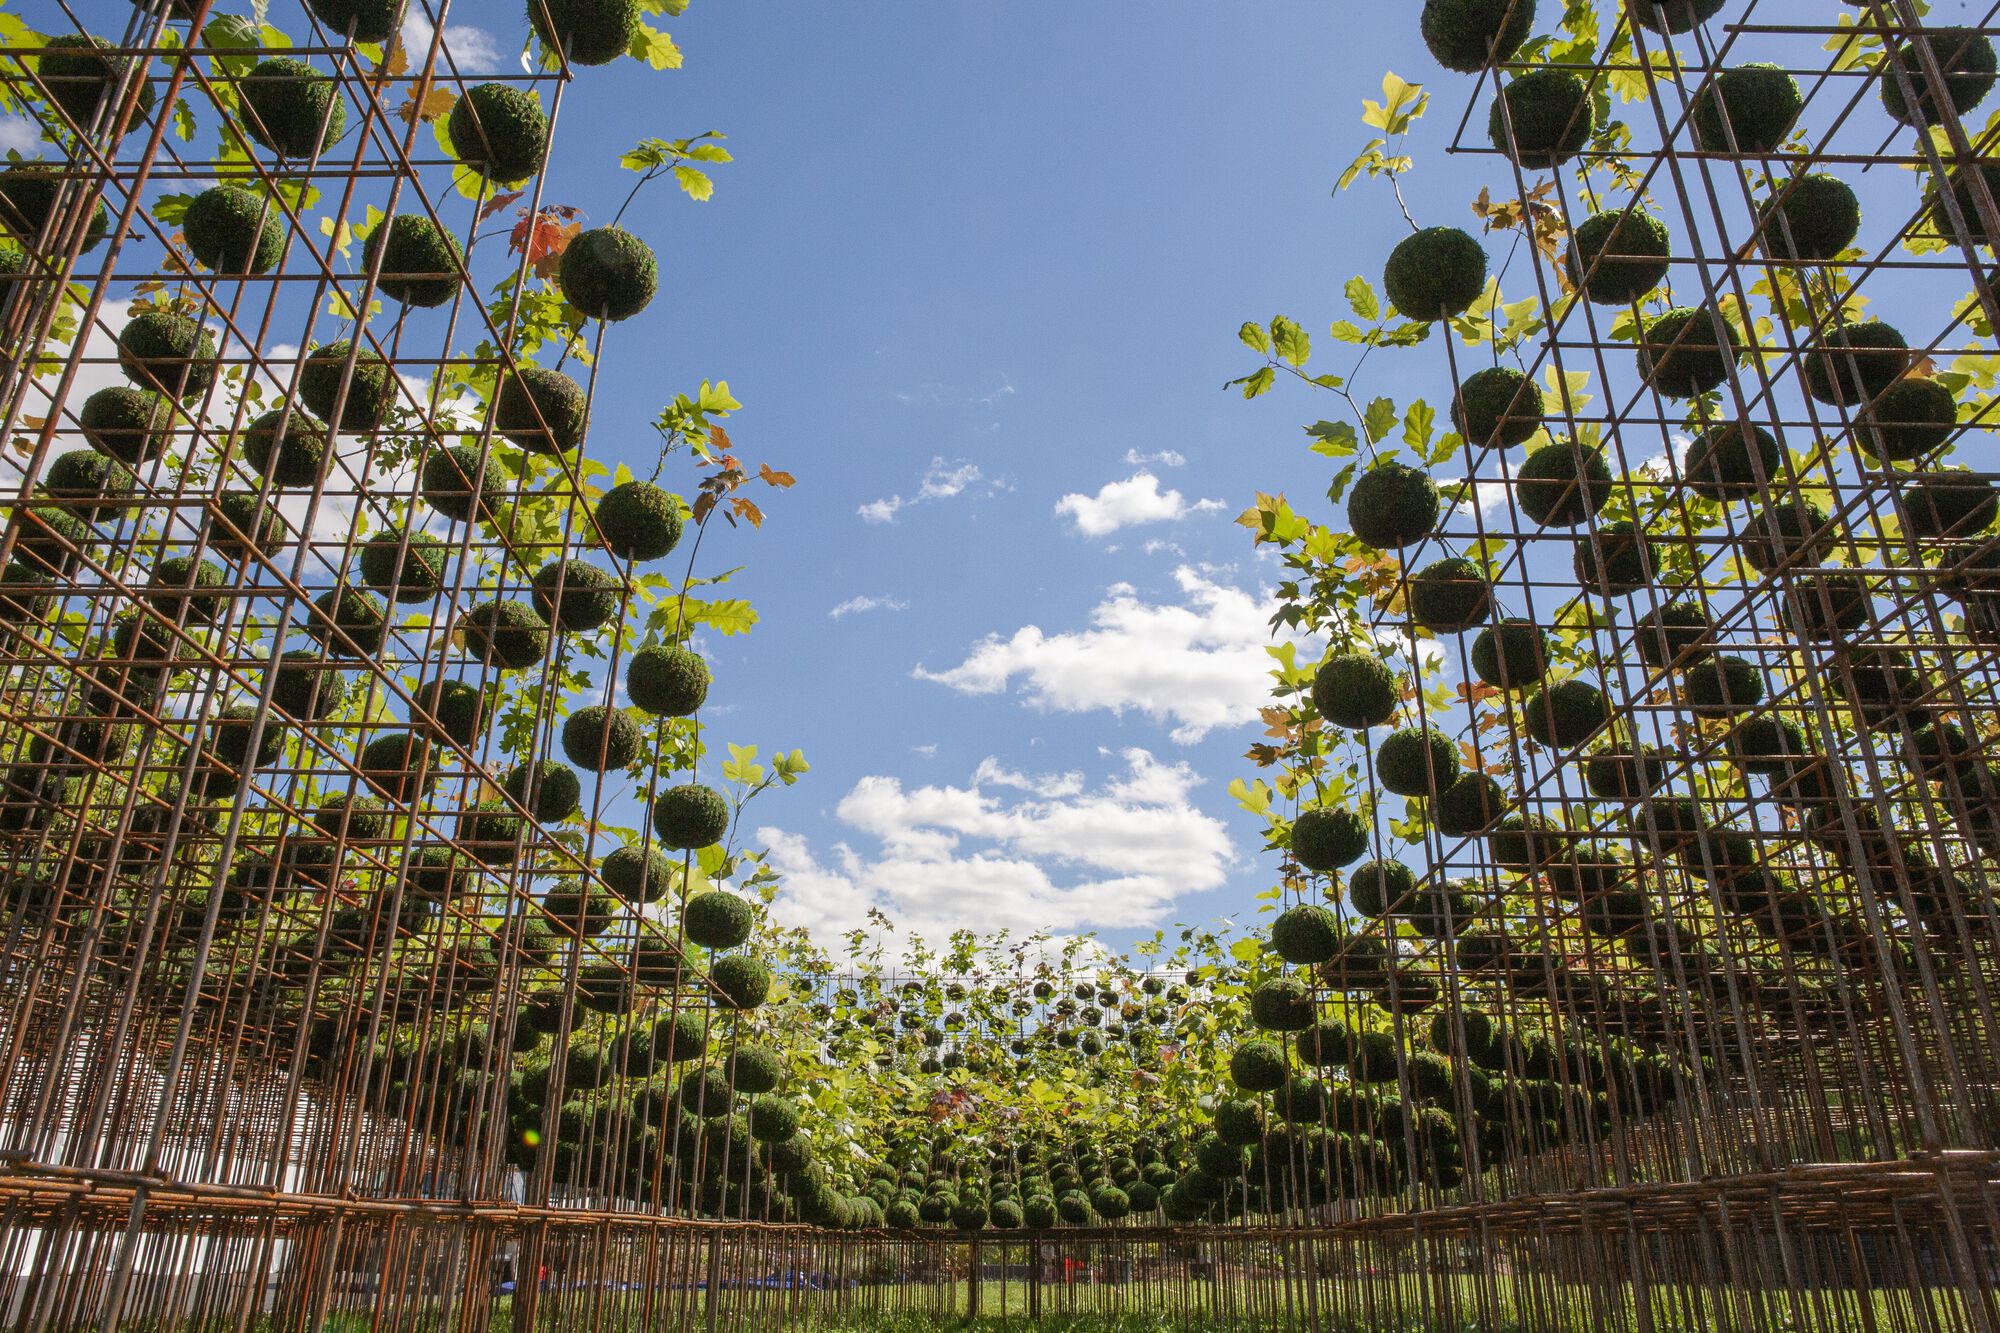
[1516,439,1612,527]
[241,408,330,487]
[1376,725,1457,797]
[602,843,674,903]
[531,558,622,632]
[1729,716,1812,778]
[419,677,486,746]
[1761,173,1860,261]
[1635,600,1712,667]
[1882,26,1997,128]
[1453,365,1544,449]
[1522,678,1608,749]
[1407,556,1492,633]
[653,782,730,850]
[308,585,386,658]
[1628,0,1723,35]
[1383,226,1487,322]
[1487,813,1561,873]
[359,732,433,805]
[270,650,350,720]
[1291,806,1370,872]
[447,82,548,183]
[1803,320,1907,407]
[1682,653,1765,717]
[42,448,133,520]
[38,34,155,136]
[9,505,86,578]
[1021,1195,1059,1228]
[459,598,550,671]
[422,444,504,524]
[1565,208,1670,306]
[147,554,226,623]
[299,341,396,430]
[1470,617,1547,690]
[364,212,464,308]
[1250,978,1315,1032]
[712,953,772,1010]
[1784,570,1874,642]
[0,566,52,625]
[1903,467,1999,541]
[1347,461,1441,550]
[543,880,618,935]
[1489,68,1594,165]
[559,226,658,322]
[627,644,711,717]
[683,889,754,950]
[528,0,641,66]
[1858,376,1956,463]
[459,802,527,866]
[1269,902,1338,965]
[0,166,109,252]
[1683,421,1778,501]
[184,184,284,274]
[504,759,580,822]
[1348,859,1415,918]
[116,311,216,400]
[1637,307,1743,399]
[1313,653,1399,731]
[359,528,447,603]
[561,703,643,771]
[495,364,588,455]
[749,1095,800,1143]
[79,386,173,464]
[305,0,403,43]
[1742,494,1832,574]
[1574,520,1656,597]
[1928,162,2000,247]
[596,481,683,561]
[1692,64,1802,154]
[1419,0,1537,72]
[240,57,345,158]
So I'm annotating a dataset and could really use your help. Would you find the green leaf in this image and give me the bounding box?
[1360,71,1428,135]
[629,22,682,70]
[1306,420,1358,458]
[1229,367,1276,399]
[1344,276,1380,323]
[1271,315,1310,368]
[1363,396,1397,444]
[1238,321,1272,355]
[672,165,713,201]
[1401,399,1435,451]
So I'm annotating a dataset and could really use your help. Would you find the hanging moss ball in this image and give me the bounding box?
[240,56,345,159]
[1803,320,1908,407]
[1489,68,1594,165]
[1565,208,1670,306]
[241,409,330,487]
[504,758,580,822]
[1348,859,1415,918]
[79,386,173,464]
[1269,902,1338,965]
[596,481,684,562]
[529,0,641,66]
[422,444,504,524]
[1382,227,1487,322]
[1523,678,1608,749]
[1434,772,1505,837]
[1858,377,1957,463]
[602,843,674,903]
[0,566,52,625]
[1629,0,1723,34]
[448,82,549,183]
[1291,806,1370,872]
[359,528,447,603]
[1903,467,2000,541]
[652,783,730,850]
[558,226,658,322]
[1692,64,1803,154]
[359,732,433,805]
[747,1095,800,1144]
[1407,556,1492,633]
[38,34,153,138]
[683,890,754,950]
[308,585,387,658]
[184,185,285,274]
[627,644,711,717]
[1882,26,1997,127]
[1517,440,1613,527]
[1453,366,1544,449]
[1346,462,1441,550]
[459,599,550,671]
[561,703,642,771]
[1726,716,1811,779]
[495,364,588,455]
[8,505,87,579]
[1683,421,1778,501]
[1636,307,1742,399]
[363,213,464,308]
[543,879,618,936]
[1742,494,1833,574]
[1584,747,1670,801]
[1419,0,1537,72]
[116,311,216,400]
[147,554,226,623]
[299,342,396,430]
[1926,162,2000,246]
[1635,600,1712,667]
[712,954,772,1010]
[458,802,527,867]
[1250,978,1315,1032]
[1470,617,1548,690]
[1574,520,1655,598]
[1683,654,1765,717]
[42,448,133,520]
[530,558,621,632]
[1760,172,1860,261]
[270,650,350,720]
[0,166,109,252]
[1376,725,1457,798]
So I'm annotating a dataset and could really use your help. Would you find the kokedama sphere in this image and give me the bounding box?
[1348,859,1415,918]
[1470,617,1547,690]
[147,555,226,623]
[627,644,711,716]
[684,890,754,950]
[299,341,396,430]
[1407,556,1492,633]
[1376,725,1457,797]
[241,409,330,487]
[359,733,433,805]
[1574,519,1656,597]
[1434,772,1505,837]
[458,598,550,671]
[1488,68,1594,165]
[0,165,109,252]
[1683,653,1766,717]
[1382,226,1487,321]
[1269,902,1338,965]
[1565,208,1670,305]
[79,386,173,464]
[749,1096,800,1143]
[1691,64,1803,154]
[1452,365,1544,448]
[1515,439,1611,527]
[1857,377,1956,462]
[1760,173,1860,261]
[712,954,772,1009]
[602,843,674,902]
[117,311,216,400]
[562,704,643,771]
[359,528,447,602]
[1249,978,1315,1032]
[1419,0,1537,73]
[447,82,549,183]
[1803,320,1908,406]
[1926,162,2000,246]
[1628,0,1724,35]
[1636,307,1742,399]
[422,443,504,523]
[308,585,386,657]
[306,0,403,43]
[495,364,588,455]
[1742,494,1833,574]
[1584,747,1670,801]
[596,481,684,561]
[240,57,346,159]
[1634,600,1712,667]
[364,213,464,308]
[1729,716,1812,778]
[1291,806,1370,872]
[1902,467,1999,541]
[559,226,659,321]
[270,650,350,720]
[1347,462,1440,550]
[43,449,133,520]
[1522,678,1608,749]
[528,0,642,67]
[1881,26,1997,128]
[184,185,285,274]
[531,558,622,632]
[504,758,580,821]
[38,35,154,136]
[1683,421,1778,501]
[652,782,730,850]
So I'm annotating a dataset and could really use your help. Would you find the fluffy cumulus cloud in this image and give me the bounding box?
[859,457,987,524]
[402,14,504,69]
[914,566,1313,743]
[756,749,1234,943]
[1054,471,1223,537]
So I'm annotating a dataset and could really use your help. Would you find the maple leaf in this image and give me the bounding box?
[690,492,717,526]
[510,206,581,279]
[709,424,731,453]
[479,190,523,223]
[397,86,457,127]
[728,497,764,528]
[757,462,796,488]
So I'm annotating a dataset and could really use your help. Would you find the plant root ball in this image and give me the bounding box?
[627,644,711,717]
[1575,519,1656,597]
[559,226,658,321]
[422,444,504,524]
[1902,467,2000,541]
[1419,0,1537,72]
[1407,556,1492,633]
[1377,725,1457,797]
[602,843,674,903]
[1858,377,1957,463]
[1683,421,1778,501]
[1291,806,1370,872]
[184,185,285,274]
[1585,746,1670,801]
[1742,494,1833,574]
[1522,678,1608,749]
[503,758,580,821]
[459,598,550,671]
[359,732,434,805]
[147,554,226,623]
[79,386,173,464]
[562,704,643,772]
[42,448,133,520]
[1882,26,1997,128]
[1683,653,1765,717]
[364,213,464,308]
[305,0,404,44]
[1453,365,1544,448]
[1692,64,1802,154]
[653,783,729,850]
[531,558,621,632]
[1636,306,1743,399]
[240,57,344,159]
[1250,978,1315,1032]
[241,409,330,487]
[749,1095,800,1143]
[1516,439,1612,527]
[270,650,351,720]
[117,312,216,400]
[1383,227,1487,322]
[1565,208,1670,305]
[359,528,447,603]
[299,341,396,430]
[1470,617,1547,690]
[1803,320,1908,407]
[529,0,640,66]
[1629,0,1723,35]
[1230,1039,1290,1093]
[596,481,684,562]
[448,82,549,183]
[1489,68,1595,165]
[0,166,109,252]
[1270,902,1338,965]
[1761,173,1860,261]
[1634,600,1713,667]
[1312,653,1400,730]
[711,953,772,1009]
[1346,461,1440,550]
[495,364,588,455]
[309,585,387,658]
[683,889,754,950]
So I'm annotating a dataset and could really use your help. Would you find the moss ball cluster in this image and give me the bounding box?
[504,759,581,822]
[422,444,504,524]
[495,364,588,455]
[364,213,465,308]
[1637,307,1743,398]
[559,226,659,322]
[653,782,730,850]
[1313,653,1400,730]
[448,82,549,183]
[38,34,155,136]
[601,843,674,903]
[42,448,133,519]
[1761,173,1860,261]
[531,558,622,632]
[1523,678,1608,749]
[79,386,173,464]
[359,529,447,602]
[528,0,642,66]
[241,57,345,158]
[1565,208,1671,305]
[1882,26,1997,128]
[596,481,684,561]
[1470,617,1548,690]
[562,704,643,772]
[683,890,754,950]
[1516,439,1612,527]
[1346,462,1440,550]
[1419,0,1537,72]
[1803,320,1908,407]
[1692,64,1803,154]
[1452,366,1544,448]
[184,185,285,275]
[1858,377,1957,463]
[299,342,396,430]
[1407,556,1492,633]
[242,409,331,487]
[116,311,216,400]
[1383,227,1487,322]
[1683,422,1778,501]
[627,644,711,716]
[1489,68,1594,165]
[1376,725,1457,797]
[1291,806,1370,872]
[459,599,550,671]
[1269,902,1338,965]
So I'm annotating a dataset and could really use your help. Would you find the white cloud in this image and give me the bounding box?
[1142,539,1185,557]
[914,566,1314,743]
[0,116,40,155]
[757,749,1234,944]
[859,457,986,524]
[1054,472,1223,537]
[977,376,1017,408]
[911,744,939,759]
[829,594,909,619]
[402,14,503,70]
[1125,448,1186,468]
